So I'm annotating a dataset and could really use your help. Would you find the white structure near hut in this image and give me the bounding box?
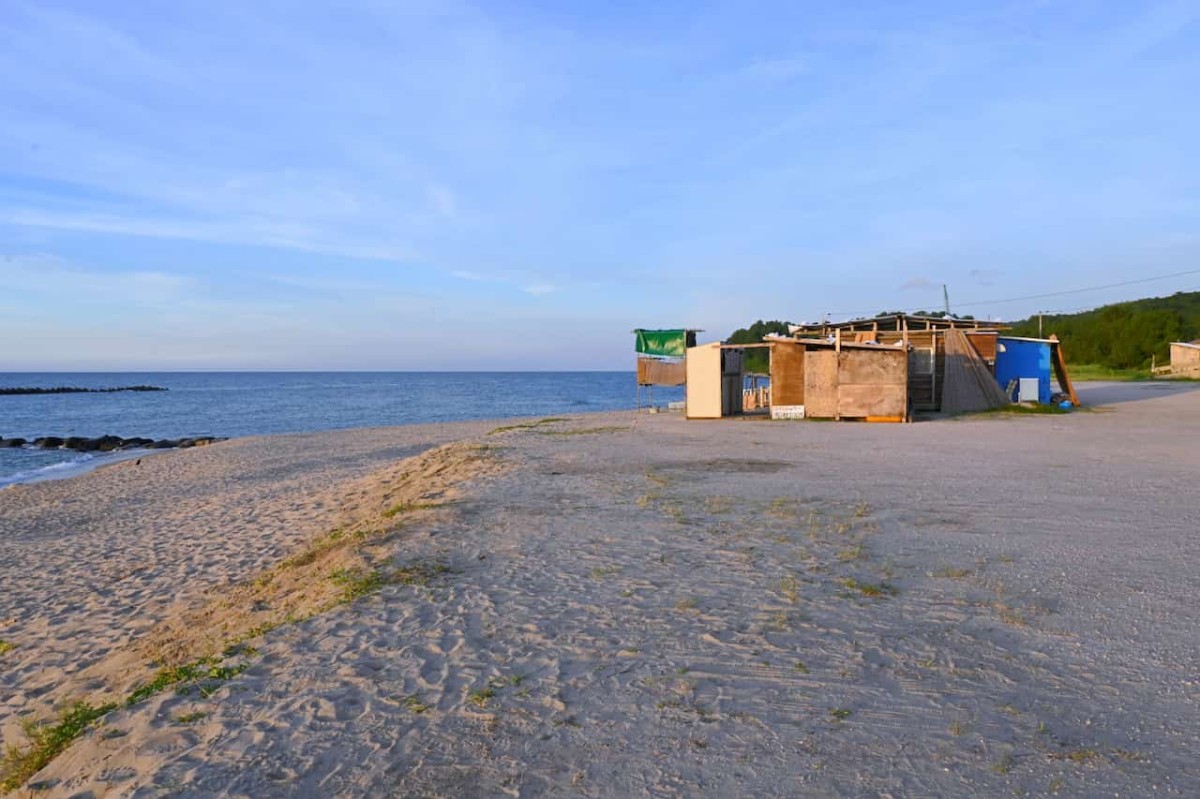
[1154,340,1200,379]
[685,342,745,419]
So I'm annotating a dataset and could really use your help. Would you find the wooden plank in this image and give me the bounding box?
[838,349,906,385]
[837,384,907,417]
[878,331,936,348]
[637,356,685,386]
[941,328,1011,412]
[769,342,806,406]
[964,331,998,362]
[804,350,839,418]
[1049,339,1080,407]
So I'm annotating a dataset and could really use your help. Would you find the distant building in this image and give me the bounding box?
[1158,341,1200,379]
[683,313,1079,422]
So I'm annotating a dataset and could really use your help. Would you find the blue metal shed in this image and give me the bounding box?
[995,337,1052,403]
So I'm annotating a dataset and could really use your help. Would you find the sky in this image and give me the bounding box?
[2,0,1199,370]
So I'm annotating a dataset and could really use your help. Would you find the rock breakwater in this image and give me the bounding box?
[0,386,168,395]
[0,435,222,452]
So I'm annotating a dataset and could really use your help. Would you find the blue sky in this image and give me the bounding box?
[2,0,1198,369]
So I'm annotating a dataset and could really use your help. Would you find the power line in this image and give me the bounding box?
[1035,285,1200,317]
[954,268,1200,310]
[822,269,1200,320]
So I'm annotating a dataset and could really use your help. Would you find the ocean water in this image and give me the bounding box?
[0,372,681,486]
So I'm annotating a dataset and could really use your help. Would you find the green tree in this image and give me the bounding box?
[1007,291,1200,369]
[726,319,792,373]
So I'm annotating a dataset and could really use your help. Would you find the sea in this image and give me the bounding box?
[0,372,682,487]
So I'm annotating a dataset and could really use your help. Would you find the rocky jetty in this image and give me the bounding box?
[0,385,168,395]
[0,435,222,452]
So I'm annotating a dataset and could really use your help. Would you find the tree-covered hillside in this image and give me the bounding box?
[726,320,792,373]
[1007,291,1200,369]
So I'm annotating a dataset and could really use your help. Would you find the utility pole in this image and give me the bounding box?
[1038,311,1044,338]
[942,284,951,317]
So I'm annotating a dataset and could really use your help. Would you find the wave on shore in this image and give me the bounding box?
[0,450,154,489]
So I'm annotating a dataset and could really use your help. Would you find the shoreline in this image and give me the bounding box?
[0,447,171,490]
[2,394,1199,795]
[0,408,643,489]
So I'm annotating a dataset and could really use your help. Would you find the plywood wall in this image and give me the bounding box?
[837,385,908,417]
[769,342,806,406]
[803,350,839,418]
[836,350,907,419]
[966,331,998,362]
[799,347,907,420]
[838,349,906,386]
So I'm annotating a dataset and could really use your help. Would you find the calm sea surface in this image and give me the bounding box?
[0,372,681,486]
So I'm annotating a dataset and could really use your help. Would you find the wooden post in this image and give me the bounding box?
[1048,336,1080,407]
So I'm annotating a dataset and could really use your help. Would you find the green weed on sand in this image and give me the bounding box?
[1,701,116,792]
[488,417,568,435]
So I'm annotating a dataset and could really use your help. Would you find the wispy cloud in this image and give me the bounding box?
[900,276,934,291]
[0,1,512,267]
[2,253,193,305]
[0,207,419,263]
[452,269,560,297]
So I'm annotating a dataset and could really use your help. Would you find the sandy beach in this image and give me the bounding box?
[2,382,1200,797]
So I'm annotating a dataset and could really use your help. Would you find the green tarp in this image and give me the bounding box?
[634,329,689,357]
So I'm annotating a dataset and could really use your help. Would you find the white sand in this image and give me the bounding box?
[2,383,1199,797]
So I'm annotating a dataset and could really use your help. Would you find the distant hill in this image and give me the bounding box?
[1007,291,1200,369]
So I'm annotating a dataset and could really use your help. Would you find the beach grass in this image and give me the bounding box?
[538,425,630,437]
[1069,364,1150,381]
[0,442,491,791]
[840,578,897,598]
[1,701,118,792]
[487,417,568,435]
[975,403,1071,416]
[381,501,444,519]
[126,657,250,706]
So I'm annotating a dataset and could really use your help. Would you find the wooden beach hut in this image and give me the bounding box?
[766,337,910,422]
[786,315,1007,412]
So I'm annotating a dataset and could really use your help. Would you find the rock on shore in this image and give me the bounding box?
[0,435,222,452]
